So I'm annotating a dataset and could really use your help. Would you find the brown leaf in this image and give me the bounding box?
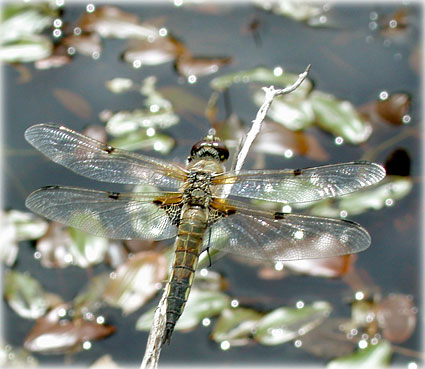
[376,294,417,343]
[24,304,115,354]
[123,36,187,65]
[283,255,356,278]
[253,120,329,161]
[53,88,93,120]
[104,251,168,315]
[375,93,411,125]
[62,33,102,57]
[175,55,231,78]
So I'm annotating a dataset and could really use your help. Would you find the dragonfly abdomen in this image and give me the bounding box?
[163,205,208,344]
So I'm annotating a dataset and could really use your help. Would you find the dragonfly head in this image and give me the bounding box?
[189,134,229,163]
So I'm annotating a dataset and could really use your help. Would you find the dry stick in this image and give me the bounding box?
[139,64,311,369]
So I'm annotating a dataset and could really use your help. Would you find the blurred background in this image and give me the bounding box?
[1,1,422,368]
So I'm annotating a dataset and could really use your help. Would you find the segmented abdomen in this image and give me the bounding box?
[163,205,207,344]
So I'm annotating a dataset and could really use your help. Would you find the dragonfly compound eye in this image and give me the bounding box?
[190,138,229,162]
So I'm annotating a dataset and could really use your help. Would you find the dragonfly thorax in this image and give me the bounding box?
[183,171,213,207]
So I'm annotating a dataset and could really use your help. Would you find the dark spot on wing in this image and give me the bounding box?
[226,208,237,216]
[293,169,302,176]
[104,145,116,154]
[153,199,163,205]
[41,185,60,190]
[108,192,120,200]
[274,212,286,220]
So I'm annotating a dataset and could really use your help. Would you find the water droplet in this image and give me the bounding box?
[284,149,293,158]
[188,75,197,84]
[132,60,142,69]
[82,341,92,350]
[274,262,284,271]
[73,27,82,36]
[174,0,183,6]
[273,66,283,76]
[96,316,105,324]
[53,29,62,38]
[53,19,62,28]
[91,51,100,60]
[67,47,76,55]
[389,19,398,28]
[369,21,378,30]
[335,136,344,145]
[86,4,95,13]
[294,339,302,348]
[159,28,168,37]
[281,205,292,213]
[149,104,160,113]
[369,11,378,21]
[202,318,211,327]
[358,339,368,349]
[385,198,394,207]
[339,210,348,218]
[146,127,156,137]
[355,291,364,300]
[230,299,239,308]
[296,301,304,309]
[402,115,411,124]
[379,90,389,100]
[220,341,230,350]
[200,268,208,277]
[34,251,41,259]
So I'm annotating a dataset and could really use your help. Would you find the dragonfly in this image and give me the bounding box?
[25,124,385,344]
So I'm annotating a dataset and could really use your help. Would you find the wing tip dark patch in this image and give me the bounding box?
[40,185,60,190]
[274,212,286,220]
[293,169,302,176]
[103,145,116,154]
[108,192,121,200]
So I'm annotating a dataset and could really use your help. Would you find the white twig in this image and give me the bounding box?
[140,286,168,369]
[233,64,311,174]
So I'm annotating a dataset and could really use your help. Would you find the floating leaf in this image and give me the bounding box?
[254,301,332,345]
[105,78,134,94]
[176,56,231,78]
[0,35,52,63]
[210,66,313,96]
[90,354,120,369]
[309,91,372,144]
[79,6,159,40]
[24,304,115,354]
[253,120,329,161]
[68,227,110,268]
[62,32,102,57]
[376,294,416,343]
[52,88,93,120]
[108,128,175,154]
[254,90,315,130]
[4,270,49,319]
[326,340,392,369]
[159,86,208,116]
[34,47,71,70]
[104,251,168,315]
[309,176,412,218]
[36,222,110,268]
[211,307,262,346]
[136,288,230,332]
[123,36,186,66]
[375,93,411,125]
[0,3,57,42]
[0,343,38,367]
[283,255,356,278]
[253,0,324,22]
[2,209,48,242]
[300,318,356,358]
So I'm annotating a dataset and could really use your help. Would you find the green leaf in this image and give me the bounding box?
[310,176,413,217]
[136,288,230,331]
[326,340,392,368]
[0,35,52,63]
[253,90,315,130]
[68,227,109,268]
[105,251,168,315]
[4,270,49,319]
[108,129,175,154]
[4,209,48,241]
[105,78,134,93]
[310,91,372,144]
[210,66,313,97]
[0,3,58,42]
[211,307,262,345]
[254,301,332,345]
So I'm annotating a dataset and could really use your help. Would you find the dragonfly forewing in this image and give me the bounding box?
[211,161,386,204]
[25,124,187,188]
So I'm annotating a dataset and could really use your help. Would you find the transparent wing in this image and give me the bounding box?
[25,124,187,188]
[212,161,385,204]
[26,186,180,240]
[205,200,371,261]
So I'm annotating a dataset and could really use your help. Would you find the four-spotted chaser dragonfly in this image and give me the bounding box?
[25,124,385,344]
